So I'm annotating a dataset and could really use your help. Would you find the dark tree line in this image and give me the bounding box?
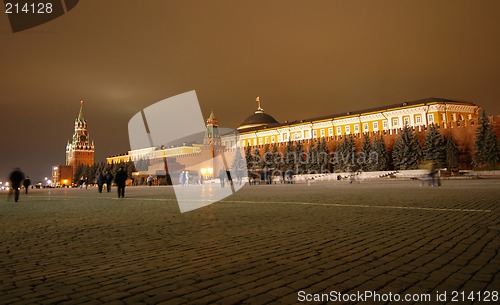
[238,112,498,173]
[474,110,499,169]
[73,160,136,184]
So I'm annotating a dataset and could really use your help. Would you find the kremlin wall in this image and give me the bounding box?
[106,97,499,183]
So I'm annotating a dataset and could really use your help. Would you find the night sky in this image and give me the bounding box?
[1,0,500,182]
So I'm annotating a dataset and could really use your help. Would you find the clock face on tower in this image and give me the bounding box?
[79,135,87,142]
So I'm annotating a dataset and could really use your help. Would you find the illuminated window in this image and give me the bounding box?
[264,137,268,144]
[283,133,289,141]
[253,139,257,145]
[416,116,422,124]
[313,130,317,138]
[337,126,342,135]
[393,118,398,126]
[428,114,434,123]
[271,136,275,143]
[354,124,359,133]
[404,117,410,126]
[320,129,325,137]
[328,128,333,136]
[373,122,379,131]
[383,120,388,129]
[345,126,351,134]
[304,130,310,138]
[363,123,369,132]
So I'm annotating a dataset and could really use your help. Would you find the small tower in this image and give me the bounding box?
[204,110,221,146]
[66,101,95,172]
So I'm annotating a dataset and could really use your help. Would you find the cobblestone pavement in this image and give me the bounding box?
[0,179,498,305]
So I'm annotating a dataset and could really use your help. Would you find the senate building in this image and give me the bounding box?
[224,97,479,148]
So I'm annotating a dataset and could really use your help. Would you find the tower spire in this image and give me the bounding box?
[78,100,84,120]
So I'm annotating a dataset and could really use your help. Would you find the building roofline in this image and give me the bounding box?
[237,97,476,132]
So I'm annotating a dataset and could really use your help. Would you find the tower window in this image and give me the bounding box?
[328,128,333,137]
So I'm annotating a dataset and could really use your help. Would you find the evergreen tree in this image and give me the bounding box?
[245,145,253,171]
[306,140,319,172]
[231,147,246,178]
[270,143,281,170]
[423,124,446,168]
[126,161,136,177]
[392,126,422,170]
[262,144,272,169]
[373,135,390,171]
[474,110,499,168]
[334,136,356,171]
[317,138,330,173]
[295,142,306,173]
[251,147,261,171]
[283,140,295,171]
[73,164,84,184]
[445,134,460,170]
[359,133,373,171]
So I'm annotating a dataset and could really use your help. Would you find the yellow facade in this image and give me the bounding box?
[234,99,479,147]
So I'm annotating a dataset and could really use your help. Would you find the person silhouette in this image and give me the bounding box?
[114,166,128,198]
[23,176,31,194]
[219,168,226,187]
[96,173,105,193]
[105,171,113,192]
[8,168,25,202]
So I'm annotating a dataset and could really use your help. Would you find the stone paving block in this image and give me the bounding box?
[0,181,498,304]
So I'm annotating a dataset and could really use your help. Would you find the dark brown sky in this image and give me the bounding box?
[1,0,500,182]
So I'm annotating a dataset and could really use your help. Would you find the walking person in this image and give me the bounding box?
[96,173,105,193]
[147,175,154,186]
[8,168,25,202]
[105,171,113,192]
[114,166,128,198]
[23,176,31,194]
[219,168,226,187]
[179,171,185,186]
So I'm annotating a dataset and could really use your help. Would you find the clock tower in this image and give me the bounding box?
[66,100,95,171]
